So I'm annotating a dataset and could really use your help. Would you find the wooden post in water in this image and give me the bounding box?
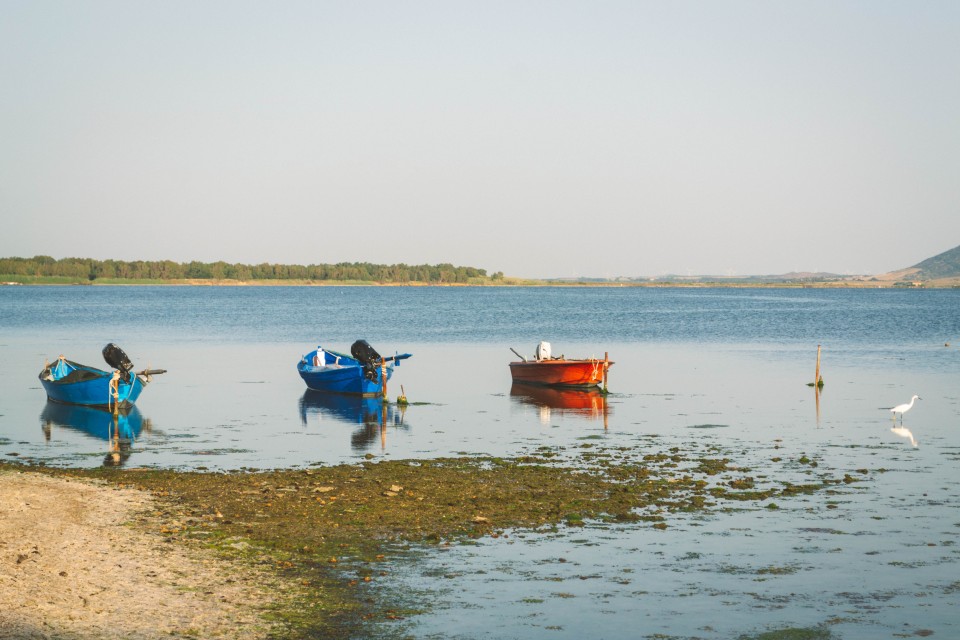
[602,352,609,393]
[815,344,822,387]
[807,345,824,387]
[381,360,388,402]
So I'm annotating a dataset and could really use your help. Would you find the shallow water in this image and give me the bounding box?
[385,360,960,638]
[379,344,959,640]
[1,286,958,638]
[5,340,955,473]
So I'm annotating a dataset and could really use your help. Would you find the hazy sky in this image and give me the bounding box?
[2,1,958,279]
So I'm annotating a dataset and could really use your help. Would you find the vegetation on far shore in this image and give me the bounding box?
[3,252,959,287]
[0,256,504,285]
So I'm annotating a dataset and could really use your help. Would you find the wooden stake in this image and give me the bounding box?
[381,360,388,402]
[602,352,609,393]
[815,344,821,387]
[807,345,824,387]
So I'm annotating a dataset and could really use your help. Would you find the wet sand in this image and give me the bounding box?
[0,470,278,640]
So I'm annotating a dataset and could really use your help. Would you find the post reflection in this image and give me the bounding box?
[39,402,148,467]
[509,383,611,428]
[298,390,410,451]
[815,384,821,427]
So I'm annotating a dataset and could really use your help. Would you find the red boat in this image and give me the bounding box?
[508,342,613,389]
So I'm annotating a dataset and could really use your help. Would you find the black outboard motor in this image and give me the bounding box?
[351,340,382,382]
[102,343,134,382]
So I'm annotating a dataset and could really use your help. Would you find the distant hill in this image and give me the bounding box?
[910,244,960,278]
[546,245,960,288]
[877,244,960,285]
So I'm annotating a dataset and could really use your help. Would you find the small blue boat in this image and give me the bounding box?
[38,344,165,411]
[297,340,412,396]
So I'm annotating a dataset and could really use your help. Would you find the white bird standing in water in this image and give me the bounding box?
[890,394,921,422]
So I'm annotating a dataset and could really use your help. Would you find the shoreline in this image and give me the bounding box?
[2,278,957,288]
[1,448,862,638]
[0,469,281,640]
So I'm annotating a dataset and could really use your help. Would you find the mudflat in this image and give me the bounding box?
[1,449,855,638]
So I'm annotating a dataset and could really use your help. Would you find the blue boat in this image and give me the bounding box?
[38,344,165,411]
[297,340,412,396]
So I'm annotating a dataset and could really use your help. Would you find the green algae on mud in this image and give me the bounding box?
[737,626,834,640]
[4,448,866,639]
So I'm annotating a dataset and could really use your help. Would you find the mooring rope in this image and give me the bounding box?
[108,370,121,413]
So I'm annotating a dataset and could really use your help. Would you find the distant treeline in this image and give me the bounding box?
[0,256,503,284]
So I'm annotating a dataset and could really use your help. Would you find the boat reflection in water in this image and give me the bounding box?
[40,402,149,467]
[298,390,410,451]
[509,383,611,427]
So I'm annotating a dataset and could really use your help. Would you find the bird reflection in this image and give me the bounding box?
[891,426,919,448]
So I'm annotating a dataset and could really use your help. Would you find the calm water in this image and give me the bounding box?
[1,285,959,639]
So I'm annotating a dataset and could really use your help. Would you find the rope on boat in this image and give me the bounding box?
[108,370,121,414]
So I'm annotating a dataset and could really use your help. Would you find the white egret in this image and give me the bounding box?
[890,395,921,422]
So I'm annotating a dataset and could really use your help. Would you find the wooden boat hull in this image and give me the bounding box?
[509,358,613,388]
[297,347,411,397]
[298,361,393,395]
[39,359,146,411]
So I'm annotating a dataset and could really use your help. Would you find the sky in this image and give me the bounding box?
[1,1,958,279]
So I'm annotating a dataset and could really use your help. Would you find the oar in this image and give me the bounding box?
[510,348,527,362]
[137,368,168,376]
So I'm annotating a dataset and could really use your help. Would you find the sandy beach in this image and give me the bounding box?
[0,470,278,640]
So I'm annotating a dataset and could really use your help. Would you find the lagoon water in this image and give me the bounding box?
[1,285,959,638]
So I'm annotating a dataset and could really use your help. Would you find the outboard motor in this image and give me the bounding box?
[535,341,552,361]
[102,343,134,382]
[351,340,382,382]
